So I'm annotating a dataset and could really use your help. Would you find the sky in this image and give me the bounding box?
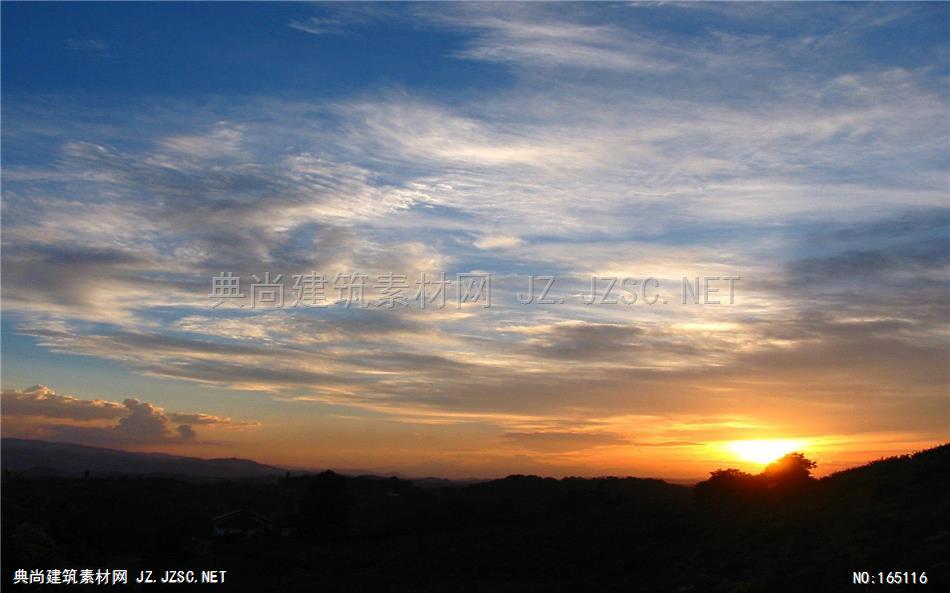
[2,2,948,479]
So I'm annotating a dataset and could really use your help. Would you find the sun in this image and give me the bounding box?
[727,439,806,465]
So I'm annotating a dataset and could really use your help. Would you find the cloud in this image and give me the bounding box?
[176,424,198,440]
[1,121,440,323]
[288,5,397,36]
[336,97,590,169]
[474,235,522,250]
[289,16,343,36]
[166,412,258,427]
[513,321,645,361]
[503,430,629,453]
[424,5,679,73]
[787,239,949,284]
[1,385,126,421]
[456,19,673,73]
[1,386,260,448]
[111,398,179,442]
[159,123,245,158]
[65,37,108,52]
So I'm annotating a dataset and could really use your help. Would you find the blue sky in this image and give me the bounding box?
[2,2,948,477]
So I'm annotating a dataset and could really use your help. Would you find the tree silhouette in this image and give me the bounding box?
[299,470,351,540]
[694,468,758,503]
[709,468,755,482]
[763,452,817,483]
[696,453,819,503]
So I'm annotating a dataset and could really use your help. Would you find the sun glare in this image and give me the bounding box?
[727,439,806,465]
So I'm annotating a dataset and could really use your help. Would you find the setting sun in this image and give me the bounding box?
[727,439,807,465]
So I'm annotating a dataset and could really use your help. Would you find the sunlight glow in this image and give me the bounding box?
[727,439,807,465]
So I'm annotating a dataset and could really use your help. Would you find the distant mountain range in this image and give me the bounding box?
[1,438,284,478]
[0,438,488,484]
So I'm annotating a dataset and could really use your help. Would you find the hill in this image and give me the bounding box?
[2,442,947,592]
[1,438,283,478]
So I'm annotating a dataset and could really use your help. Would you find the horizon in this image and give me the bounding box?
[5,434,947,484]
[3,2,949,481]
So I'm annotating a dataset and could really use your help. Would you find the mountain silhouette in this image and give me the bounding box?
[1,438,283,479]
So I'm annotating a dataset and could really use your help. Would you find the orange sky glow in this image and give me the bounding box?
[2,2,948,481]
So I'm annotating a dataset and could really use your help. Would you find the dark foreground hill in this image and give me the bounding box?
[3,443,948,592]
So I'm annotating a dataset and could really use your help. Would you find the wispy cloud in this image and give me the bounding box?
[65,36,109,52]
[453,18,675,73]
[289,16,343,36]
